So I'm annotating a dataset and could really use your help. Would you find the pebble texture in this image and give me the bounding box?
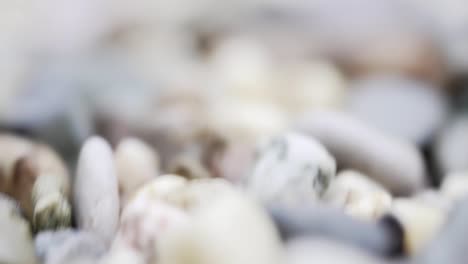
[247,132,336,206]
[324,170,392,221]
[74,136,120,246]
[347,76,448,144]
[115,137,160,205]
[0,134,71,231]
[296,111,426,195]
[269,206,403,257]
[35,229,106,264]
[0,194,37,264]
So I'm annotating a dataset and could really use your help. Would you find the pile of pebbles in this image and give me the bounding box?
[1,0,468,263]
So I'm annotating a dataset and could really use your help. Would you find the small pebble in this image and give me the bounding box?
[269,206,403,257]
[35,229,106,264]
[246,132,336,206]
[324,170,392,221]
[388,198,445,255]
[74,136,119,246]
[440,171,468,204]
[115,137,160,206]
[296,111,426,195]
[0,194,37,264]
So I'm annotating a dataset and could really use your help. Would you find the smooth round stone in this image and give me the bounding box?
[0,195,37,264]
[286,238,392,264]
[347,76,448,144]
[324,170,392,221]
[74,136,119,246]
[414,196,468,264]
[433,116,468,177]
[246,132,336,206]
[211,141,256,184]
[157,191,284,264]
[412,190,451,212]
[115,137,160,206]
[35,229,106,264]
[269,206,403,257]
[440,172,468,204]
[275,60,347,115]
[388,199,445,255]
[296,111,426,195]
[117,175,283,264]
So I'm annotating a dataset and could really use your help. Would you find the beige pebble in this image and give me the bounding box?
[247,132,336,206]
[74,136,119,246]
[296,111,426,195]
[389,198,445,255]
[324,170,392,221]
[115,137,160,206]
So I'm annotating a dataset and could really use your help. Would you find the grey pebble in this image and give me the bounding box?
[296,111,426,195]
[268,206,403,257]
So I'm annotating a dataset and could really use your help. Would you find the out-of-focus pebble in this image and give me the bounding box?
[440,172,468,204]
[388,199,445,255]
[74,136,119,246]
[412,190,451,212]
[414,196,468,264]
[296,111,426,195]
[433,116,468,178]
[0,194,37,264]
[115,137,160,206]
[324,170,392,221]
[247,132,336,206]
[35,229,106,264]
[275,60,347,115]
[347,76,448,144]
[269,206,403,257]
[0,134,71,231]
[286,238,392,264]
[157,189,284,264]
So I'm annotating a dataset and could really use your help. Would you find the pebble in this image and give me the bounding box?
[115,137,160,206]
[324,170,392,221]
[433,116,468,178]
[440,172,468,204]
[116,175,283,264]
[275,60,347,115]
[296,111,426,195]
[35,229,106,264]
[388,198,445,255]
[414,196,468,264]
[0,194,37,264]
[246,132,336,206]
[347,75,448,144]
[74,136,119,246]
[269,206,403,257]
[286,238,393,264]
[0,134,71,232]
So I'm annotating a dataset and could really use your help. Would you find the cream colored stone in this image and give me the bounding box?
[324,170,392,221]
[115,137,160,205]
[440,172,468,204]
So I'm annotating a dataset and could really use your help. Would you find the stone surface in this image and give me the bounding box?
[0,194,37,264]
[74,136,119,246]
[115,137,160,206]
[35,229,106,264]
[324,170,392,221]
[296,111,426,195]
[440,172,468,204]
[269,206,403,257]
[347,75,448,144]
[246,132,336,206]
[389,198,445,255]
